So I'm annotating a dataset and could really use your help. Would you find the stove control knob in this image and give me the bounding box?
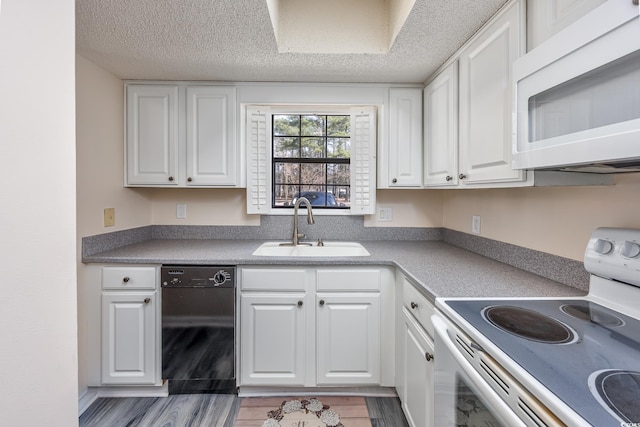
[594,239,614,255]
[621,241,640,259]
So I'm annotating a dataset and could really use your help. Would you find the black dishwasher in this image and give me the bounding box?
[161,265,236,394]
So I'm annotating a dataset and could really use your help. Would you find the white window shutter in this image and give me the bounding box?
[350,107,377,215]
[246,106,271,214]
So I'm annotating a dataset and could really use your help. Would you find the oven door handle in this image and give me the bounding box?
[432,314,528,427]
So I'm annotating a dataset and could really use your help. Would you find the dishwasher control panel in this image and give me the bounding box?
[161,265,236,288]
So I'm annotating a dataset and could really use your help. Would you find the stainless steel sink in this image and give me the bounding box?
[252,241,370,257]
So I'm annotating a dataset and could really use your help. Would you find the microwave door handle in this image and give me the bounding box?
[431,315,528,427]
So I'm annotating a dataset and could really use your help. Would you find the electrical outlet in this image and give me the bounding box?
[378,207,393,222]
[176,204,187,219]
[104,208,115,227]
[472,215,481,235]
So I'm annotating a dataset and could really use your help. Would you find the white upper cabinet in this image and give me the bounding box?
[186,86,237,186]
[126,84,239,187]
[381,88,423,188]
[527,0,607,50]
[126,85,179,186]
[458,0,526,186]
[423,61,459,187]
[423,0,529,188]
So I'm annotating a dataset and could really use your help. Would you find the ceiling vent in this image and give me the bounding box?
[265,0,416,54]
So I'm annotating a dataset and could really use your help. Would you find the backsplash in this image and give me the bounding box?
[82,215,588,291]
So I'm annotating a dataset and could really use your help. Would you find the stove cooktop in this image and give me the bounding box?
[444,298,640,427]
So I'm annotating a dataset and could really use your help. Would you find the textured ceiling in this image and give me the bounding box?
[76,0,509,84]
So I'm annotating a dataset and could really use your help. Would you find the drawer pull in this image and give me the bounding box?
[425,352,434,362]
[319,299,325,306]
[445,175,453,181]
[122,277,130,283]
[297,300,303,307]
[410,301,418,309]
[144,298,151,304]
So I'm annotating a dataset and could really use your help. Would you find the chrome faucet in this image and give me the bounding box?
[281,197,314,246]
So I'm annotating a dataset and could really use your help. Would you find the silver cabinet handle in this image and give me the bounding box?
[319,299,325,306]
[392,178,398,184]
[144,298,151,304]
[168,176,174,182]
[425,352,434,362]
[187,177,193,182]
[445,175,453,181]
[458,174,467,180]
[122,277,130,283]
[410,301,418,309]
[297,300,303,307]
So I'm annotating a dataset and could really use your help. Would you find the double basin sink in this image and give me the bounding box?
[252,241,370,257]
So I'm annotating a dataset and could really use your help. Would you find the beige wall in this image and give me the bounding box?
[364,189,444,227]
[0,1,78,425]
[76,55,153,399]
[442,173,640,261]
[76,55,153,236]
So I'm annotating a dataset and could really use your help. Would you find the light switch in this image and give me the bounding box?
[104,208,115,227]
[378,207,393,222]
[472,215,481,235]
[176,204,187,219]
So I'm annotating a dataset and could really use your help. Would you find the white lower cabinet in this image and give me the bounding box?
[316,293,380,385]
[101,291,157,384]
[240,293,309,385]
[239,266,391,388]
[400,308,434,427]
[396,275,435,427]
[85,264,162,387]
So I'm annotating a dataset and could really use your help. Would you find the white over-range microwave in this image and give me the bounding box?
[513,1,640,171]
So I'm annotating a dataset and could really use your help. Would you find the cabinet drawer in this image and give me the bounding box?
[402,278,434,338]
[316,268,381,291]
[102,266,157,290]
[241,268,309,291]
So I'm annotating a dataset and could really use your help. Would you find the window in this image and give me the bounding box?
[273,114,351,209]
[247,106,377,215]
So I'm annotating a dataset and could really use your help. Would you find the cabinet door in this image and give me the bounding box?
[316,293,380,385]
[186,86,237,186]
[126,85,179,186]
[240,293,309,385]
[101,291,157,384]
[387,88,423,187]
[527,0,606,50]
[424,62,459,187]
[458,0,526,186]
[401,308,435,427]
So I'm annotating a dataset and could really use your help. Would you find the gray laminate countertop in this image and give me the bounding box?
[83,239,586,302]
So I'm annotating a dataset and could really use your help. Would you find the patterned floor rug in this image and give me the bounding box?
[234,396,373,427]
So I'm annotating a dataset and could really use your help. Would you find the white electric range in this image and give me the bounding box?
[433,227,640,427]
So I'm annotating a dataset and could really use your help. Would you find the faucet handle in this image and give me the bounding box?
[297,233,306,239]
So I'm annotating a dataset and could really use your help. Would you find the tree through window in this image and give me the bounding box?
[272,114,350,208]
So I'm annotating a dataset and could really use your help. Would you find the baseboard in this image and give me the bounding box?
[78,388,100,417]
[78,383,169,416]
[237,385,397,398]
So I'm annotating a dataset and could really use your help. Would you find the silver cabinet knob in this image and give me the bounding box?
[187,177,193,182]
[392,178,398,184]
[425,352,434,362]
[122,277,130,283]
[319,299,325,306]
[297,300,303,307]
[168,176,174,182]
[410,302,418,309]
[458,174,467,180]
[144,298,151,304]
[445,175,453,181]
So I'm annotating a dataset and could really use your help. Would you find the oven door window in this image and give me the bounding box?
[456,375,504,427]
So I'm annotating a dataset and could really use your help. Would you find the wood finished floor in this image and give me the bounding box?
[79,394,409,427]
